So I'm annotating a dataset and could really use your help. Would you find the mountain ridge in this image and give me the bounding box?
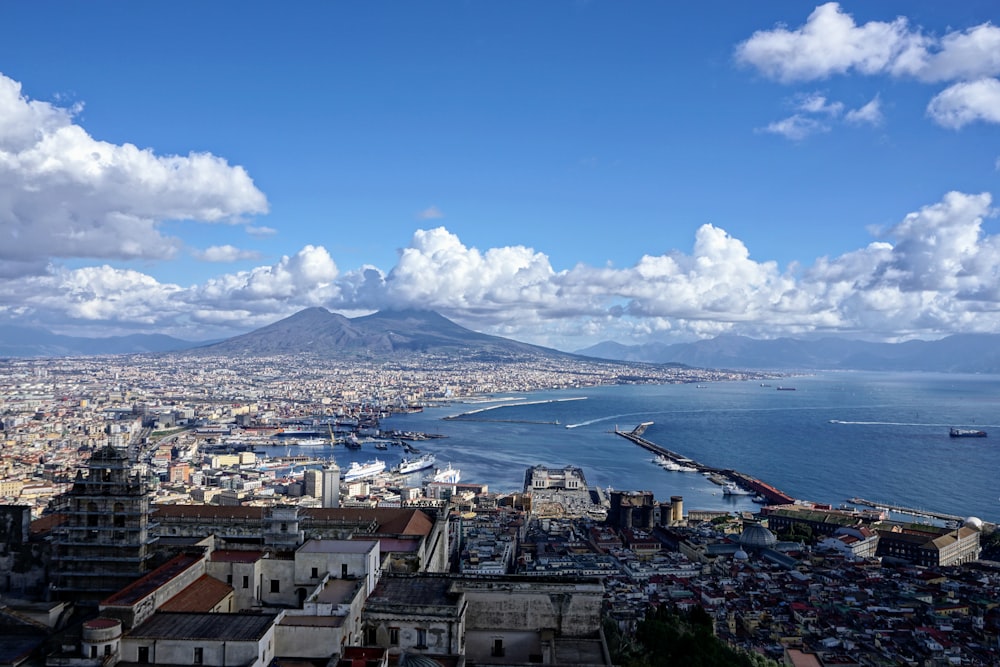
[576,333,1000,374]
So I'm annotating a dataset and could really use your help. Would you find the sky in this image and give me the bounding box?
[1,1,999,351]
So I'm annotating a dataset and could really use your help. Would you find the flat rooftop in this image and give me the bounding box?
[129,612,278,641]
[298,539,378,554]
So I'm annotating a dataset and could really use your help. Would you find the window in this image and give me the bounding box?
[311,567,318,579]
[342,563,348,578]
[492,638,505,657]
[138,646,150,663]
[270,579,280,593]
[242,575,249,589]
[416,628,427,649]
[227,574,233,585]
[90,646,97,658]
[194,647,203,665]
[389,627,399,645]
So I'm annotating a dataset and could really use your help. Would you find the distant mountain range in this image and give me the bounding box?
[181,307,583,362]
[0,324,197,357]
[576,333,1000,374]
[3,309,999,373]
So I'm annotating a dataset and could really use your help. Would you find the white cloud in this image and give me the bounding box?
[735,3,920,83]
[0,72,268,275]
[246,225,278,237]
[759,114,829,140]
[845,95,883,125]
[3,193,1000,347]
[417,205,444,220]
[194,245,262,263]
[760,92,882,140]
[737,3,1000,84]
[797,93,843,116]
[927,78,1000,128]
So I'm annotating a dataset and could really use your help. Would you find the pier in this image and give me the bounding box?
[615,423,796,505]
[847,497,966,524]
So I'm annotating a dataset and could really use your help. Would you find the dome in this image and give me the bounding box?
[964,516,984,531]
[733,548,749,561]
[739,522,777,551]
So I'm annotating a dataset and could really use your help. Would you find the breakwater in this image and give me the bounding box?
[615,423,795,505]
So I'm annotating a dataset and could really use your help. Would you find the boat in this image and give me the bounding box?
[374,441,389,450]
[722,482,753,496]
[342,458,386,482]
[291,437,332,447]
[396,453,436,475]
[949,427,987,438]
[776,386,796,391]
[431,463,461,484]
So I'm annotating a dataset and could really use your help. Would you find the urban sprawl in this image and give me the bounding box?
[1,354,999,666]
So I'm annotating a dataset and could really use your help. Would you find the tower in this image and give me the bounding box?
[50,445,158,601]
[321,462,341,508]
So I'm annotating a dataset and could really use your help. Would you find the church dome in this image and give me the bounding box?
[964,516,984,531]
[739,522,777,550]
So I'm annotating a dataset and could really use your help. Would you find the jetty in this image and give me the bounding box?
[615,423,796,505]
[847,497,966,524]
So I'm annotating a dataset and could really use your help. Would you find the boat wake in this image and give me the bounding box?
[446,396,586,420]
[830,419,1000,428]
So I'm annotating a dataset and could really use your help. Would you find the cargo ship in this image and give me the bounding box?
[949,427,987,438]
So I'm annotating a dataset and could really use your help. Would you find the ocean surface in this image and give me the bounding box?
[273,371,1000,523]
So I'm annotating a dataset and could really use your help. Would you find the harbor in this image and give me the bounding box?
[615,422,795,506]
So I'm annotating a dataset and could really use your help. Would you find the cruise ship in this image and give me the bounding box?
[431,463,461,484]
[396,453,436,475]
[342,458,386,482]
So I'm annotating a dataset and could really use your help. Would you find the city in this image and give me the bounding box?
[1,354,999,666]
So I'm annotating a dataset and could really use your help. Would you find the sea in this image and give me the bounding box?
[269,371,1000,523]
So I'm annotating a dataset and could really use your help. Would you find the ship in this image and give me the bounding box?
[722,482,753,496]
[949,427,987,438]
[342,458,386,482]
[431,463,461,484]
[396,453,436,475]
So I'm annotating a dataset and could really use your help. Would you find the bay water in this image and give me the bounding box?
[286,371,1000,523]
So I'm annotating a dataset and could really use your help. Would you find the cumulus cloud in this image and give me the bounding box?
[194,245,262,263]
[927,78,1000,128]
[0,72,268,275]
[735,3,920,83]
[737,4,1000,131]
[736,3,1000,84]
[3,192,1000,347]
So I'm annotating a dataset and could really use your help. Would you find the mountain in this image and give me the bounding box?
[577,333,1000,373]
[185,307,582,362]
[0,324,198,357]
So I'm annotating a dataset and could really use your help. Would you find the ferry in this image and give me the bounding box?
[396,453,436,475]
[342,458,386,482]
[432,463,461,484]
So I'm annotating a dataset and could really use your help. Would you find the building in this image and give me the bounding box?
[49,445,158,600]
[524,465,588,491]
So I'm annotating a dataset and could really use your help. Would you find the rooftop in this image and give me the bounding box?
[128,612,278,641]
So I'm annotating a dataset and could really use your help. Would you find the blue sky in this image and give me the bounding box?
[1,1,999,350]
